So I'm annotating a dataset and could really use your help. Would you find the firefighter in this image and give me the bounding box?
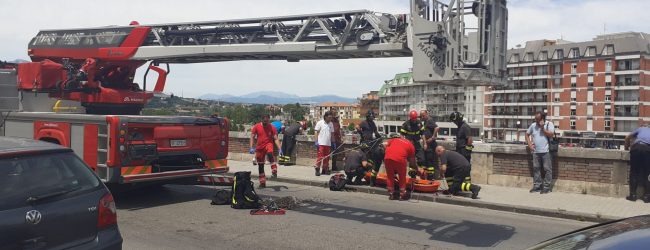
[249,114,283,188]
[436,146,481,199]
[421,110,440,180]
[384,133,417,200]
[450,111,473,163]
[400,110,426,179]
[279,120,306,165]
[356,109,383,186]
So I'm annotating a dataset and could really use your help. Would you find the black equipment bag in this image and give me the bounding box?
[231,171,260,209]
[329,173,347,191]
[211,189,232,205]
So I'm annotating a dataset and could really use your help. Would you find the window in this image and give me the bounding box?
[587,106,593,116]
[539,51,548,61]
[605,108,611,116]
[602,45,614,56]
[511,54,520,63]
[571,63,578,74]
[588,62,594,74]
[571,91,577,102]
[570,120,576,130]
[588,76,594,87]
[587,120,593,131]
[588,91,593,102]
[553,49,564,60]
[605,75,612,86]
[571,109,577,116]
[605,60,612,72]
[586,47,596,57]
[569,48,580,58]
[605,95,611,101]
[605,120,611,131]
[526,52,534,62]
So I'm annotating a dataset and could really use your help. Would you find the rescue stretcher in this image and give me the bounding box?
[364,170,440,193]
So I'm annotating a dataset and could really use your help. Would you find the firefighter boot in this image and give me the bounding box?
[399,190,410,201]
[470,184,481,199]
[259,173,267,188]
[388,189,397,200]
[369,176,376,187]
[271,164,278,179]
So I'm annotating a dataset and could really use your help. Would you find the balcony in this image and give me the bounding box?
[389,92,409,96]
[617,81,640,86]
[614,111,639,117]
[614,97,639,102]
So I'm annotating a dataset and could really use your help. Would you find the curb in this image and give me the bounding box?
[223,173,620,223]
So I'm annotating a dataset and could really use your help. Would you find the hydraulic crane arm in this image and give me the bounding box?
[19,0,507,114]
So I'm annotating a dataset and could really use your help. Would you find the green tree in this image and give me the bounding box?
[347,122,356,131]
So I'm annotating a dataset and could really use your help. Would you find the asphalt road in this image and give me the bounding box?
[114,181,592,250]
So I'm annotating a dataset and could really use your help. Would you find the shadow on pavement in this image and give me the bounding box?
[114,184,222,211]
[294,200,516,248]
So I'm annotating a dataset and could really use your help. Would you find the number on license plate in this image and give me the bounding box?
[170,139,187,147]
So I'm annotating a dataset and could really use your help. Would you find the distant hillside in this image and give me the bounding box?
[199,91,356,105]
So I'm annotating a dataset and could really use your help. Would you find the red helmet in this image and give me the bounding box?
[409,110,418,121]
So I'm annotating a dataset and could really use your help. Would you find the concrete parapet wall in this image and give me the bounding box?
[229,132,634,198]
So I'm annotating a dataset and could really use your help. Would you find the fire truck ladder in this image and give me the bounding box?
[129,0,508,86]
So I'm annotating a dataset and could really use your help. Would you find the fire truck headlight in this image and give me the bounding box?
[119,145,126,152]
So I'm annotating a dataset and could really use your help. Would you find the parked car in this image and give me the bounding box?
[0,137,122,249]
[527,215,650,250]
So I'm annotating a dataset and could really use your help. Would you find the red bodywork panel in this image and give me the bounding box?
[33,121,71,147]
[20,26,160,112]
[83,124,99,170]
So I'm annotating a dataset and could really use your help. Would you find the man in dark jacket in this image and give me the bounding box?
[343,148,369,185]
[421,110,440,180]
[400,110,425,178]
[436,146,481,199]
[279,120,306,165]
[624,125,650,203]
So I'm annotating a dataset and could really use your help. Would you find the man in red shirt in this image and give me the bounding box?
[383,134,417,200]
[249,114,282,188]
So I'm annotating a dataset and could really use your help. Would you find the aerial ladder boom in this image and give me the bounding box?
[17,0,507,114]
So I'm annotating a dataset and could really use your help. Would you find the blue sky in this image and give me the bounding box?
[1,0,649,98]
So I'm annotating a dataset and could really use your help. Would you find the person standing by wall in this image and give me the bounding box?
[249,114,283,188]
[330,108,343,171]
[400,110,426,179]
[525,111,555,194]
[314,111,334,176]
[357,110,383,186]
[624,124,650,203]
[279,120,306,165]
[421,110,440,180]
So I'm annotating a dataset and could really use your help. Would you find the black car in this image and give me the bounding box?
[0,137,122,249]
[528,215,650,250]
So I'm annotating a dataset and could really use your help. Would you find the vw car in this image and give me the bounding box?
[0,137,122,249]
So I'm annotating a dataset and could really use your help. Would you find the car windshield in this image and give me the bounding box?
[0,151,101,210]
[529,216,650,250]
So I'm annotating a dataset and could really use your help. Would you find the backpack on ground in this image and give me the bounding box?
[210,189,232,205]
[329,173,347,191]
[231,171,260,209]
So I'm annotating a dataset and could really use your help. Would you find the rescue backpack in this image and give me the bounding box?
[328,173,347,191]
[231,171,260,209]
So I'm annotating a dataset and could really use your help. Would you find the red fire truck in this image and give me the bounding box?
[0,0,508,186]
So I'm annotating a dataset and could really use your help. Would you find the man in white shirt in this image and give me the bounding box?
[314,111,334,176]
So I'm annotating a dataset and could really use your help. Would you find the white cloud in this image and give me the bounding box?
[1,0,648,98]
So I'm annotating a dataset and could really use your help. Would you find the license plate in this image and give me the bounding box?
[170,139,187,147]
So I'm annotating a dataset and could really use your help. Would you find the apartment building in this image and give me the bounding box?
[485,32,650,148]
[378,71,484,138]
[312,102,359,120]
